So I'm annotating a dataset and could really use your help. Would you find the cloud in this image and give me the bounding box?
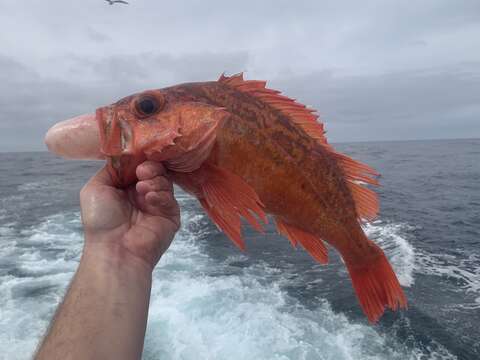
[273,63,480,141]
[86,26,111,43]
[0,51,249,151]
[68,51,249,84]
[0,0,479,151]
[2,51,478,152]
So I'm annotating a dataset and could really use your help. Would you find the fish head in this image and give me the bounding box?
[46,87,228,186]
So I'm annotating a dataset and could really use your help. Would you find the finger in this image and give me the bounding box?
[146,191,175,208]
[145,191,180,218]
[81,166,115,199]
[136,175,172,194]
[136,161,166,181]
[91,166,115,186]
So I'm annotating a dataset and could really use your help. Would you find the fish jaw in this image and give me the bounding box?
[96,100,229,186]
[96,105,138,157]
[45,113,104,160]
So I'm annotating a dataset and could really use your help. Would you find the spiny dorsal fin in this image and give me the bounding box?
[219,72,327,144]
[219,72,380,221]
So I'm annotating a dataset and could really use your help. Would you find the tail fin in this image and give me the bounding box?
[344,242,407,323]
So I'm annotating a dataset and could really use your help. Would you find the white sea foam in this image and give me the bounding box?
[363,221,416,287]
[142,214,449,360]
[416,251,480,309]
[0,207,456,360]
[364,219,480,310]
[0,212,83,360]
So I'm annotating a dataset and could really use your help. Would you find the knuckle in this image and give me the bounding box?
[146,160,165,174]
[160,192,177,207]
[152,176,171,190]
[79,185,90,200]
[158,191,173,204]
[136,160,165,179]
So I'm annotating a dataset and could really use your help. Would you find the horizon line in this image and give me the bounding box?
[0,136,478,154]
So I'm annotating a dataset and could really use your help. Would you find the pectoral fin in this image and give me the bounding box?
[173,163,267,249]
[200,164,267,249]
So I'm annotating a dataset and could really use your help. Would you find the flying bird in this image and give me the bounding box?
[105,0,129,5]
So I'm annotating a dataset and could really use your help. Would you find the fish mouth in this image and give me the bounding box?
[96,106,134,156]
[96,105,145,186]
[45,113,103,160]
[96,105,179,157]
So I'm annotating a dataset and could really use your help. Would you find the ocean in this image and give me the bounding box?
[0,139,479,360]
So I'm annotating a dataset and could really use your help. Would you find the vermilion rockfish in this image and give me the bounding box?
[45,73,407,322]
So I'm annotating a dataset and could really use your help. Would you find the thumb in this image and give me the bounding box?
[86,165,116,189]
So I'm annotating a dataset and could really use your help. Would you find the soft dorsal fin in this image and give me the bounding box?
[219,72,380,221]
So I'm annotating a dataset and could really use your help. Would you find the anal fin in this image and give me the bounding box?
[275,218,328,264]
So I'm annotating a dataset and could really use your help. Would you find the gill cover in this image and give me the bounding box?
[96,90,228,186]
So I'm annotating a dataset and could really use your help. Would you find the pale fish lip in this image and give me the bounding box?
[45,113,103,160]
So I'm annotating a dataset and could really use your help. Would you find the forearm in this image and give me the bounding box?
[35,241,152,360]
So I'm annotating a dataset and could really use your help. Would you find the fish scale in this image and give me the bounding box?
[45,72,407,323]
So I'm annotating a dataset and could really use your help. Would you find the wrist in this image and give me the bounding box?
[82,239,154,280]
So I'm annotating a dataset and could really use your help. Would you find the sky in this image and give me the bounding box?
[0,0,479,151]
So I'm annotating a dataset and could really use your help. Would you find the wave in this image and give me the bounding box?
[0,212,83,360]
[416,251,480,309]
[142,206,453,359]
[363,220,416,287]
[0,201,456,359]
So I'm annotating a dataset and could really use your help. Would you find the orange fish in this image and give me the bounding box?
[46,73,407,322]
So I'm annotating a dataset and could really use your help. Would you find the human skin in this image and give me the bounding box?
[35,161,180,360]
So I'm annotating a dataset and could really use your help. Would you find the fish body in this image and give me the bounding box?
[161,78,377,257]
[194,82,357,233]
[45,73,407,322]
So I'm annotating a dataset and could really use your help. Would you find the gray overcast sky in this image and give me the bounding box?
[1,0,479,151]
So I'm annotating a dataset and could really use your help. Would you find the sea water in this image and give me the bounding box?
[0,139,479,359]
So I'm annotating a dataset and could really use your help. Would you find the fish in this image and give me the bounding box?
[45,73,407,322]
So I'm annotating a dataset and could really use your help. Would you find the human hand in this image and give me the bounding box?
[80,160,180,270]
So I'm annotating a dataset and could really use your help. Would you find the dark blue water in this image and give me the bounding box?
[1,139,479,359]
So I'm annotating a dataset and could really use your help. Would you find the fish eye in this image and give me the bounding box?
[134,95,163,118]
